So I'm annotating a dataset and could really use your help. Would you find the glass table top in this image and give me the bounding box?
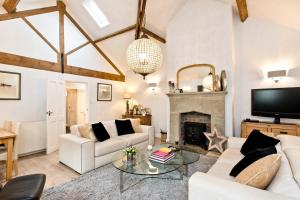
[112,144,200,176]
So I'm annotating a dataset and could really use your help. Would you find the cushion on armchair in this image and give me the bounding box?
[235,154,281,189]
[241,130,280,155]
[230,146,277,177]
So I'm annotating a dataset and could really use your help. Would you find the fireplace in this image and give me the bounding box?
[167,92,226,150]
[180,111,211,149]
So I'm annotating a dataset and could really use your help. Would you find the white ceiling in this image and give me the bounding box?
[1,0,299,38]
[64,0,187,40]
[1,0,300,74]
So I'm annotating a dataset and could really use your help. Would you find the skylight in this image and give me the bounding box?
[82,0,109,28]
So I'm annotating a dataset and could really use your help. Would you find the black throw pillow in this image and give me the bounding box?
[91,122,110,142]
[115,120,135,136]
[240,130,280,155]
[230,145,277,177]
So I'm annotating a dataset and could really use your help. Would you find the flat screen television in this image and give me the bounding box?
[251,87,300,123]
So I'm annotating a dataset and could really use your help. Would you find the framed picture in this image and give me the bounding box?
[97,83,112,101]
[0,71,21,100]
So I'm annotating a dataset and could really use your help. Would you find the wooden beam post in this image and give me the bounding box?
[236,0,248,22]
[2,0,20,13]
[94,25,136,43]
[135,0,147,40]
[0,6,59,21]
[142,28,166,43]
[22,17,59,54]
[65,65,125,82]
[64,11,125,77]
[57,0,66,72]
[0,52,61,72]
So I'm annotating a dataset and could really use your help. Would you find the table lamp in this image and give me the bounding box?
[123,93,132,115]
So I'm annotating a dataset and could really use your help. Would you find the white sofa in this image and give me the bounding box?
[189,135,300,200]
[59,119,154,174]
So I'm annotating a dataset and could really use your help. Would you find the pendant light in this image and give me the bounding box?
[126,33,163,79]
[126,0,163,79]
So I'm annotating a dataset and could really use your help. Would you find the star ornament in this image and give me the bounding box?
[204,128,228,153]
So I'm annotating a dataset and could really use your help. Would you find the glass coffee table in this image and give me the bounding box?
[112,144,200,193]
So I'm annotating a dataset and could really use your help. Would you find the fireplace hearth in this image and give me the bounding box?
[183,122,208,149]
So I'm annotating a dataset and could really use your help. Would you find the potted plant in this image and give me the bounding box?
[123,145,137,166]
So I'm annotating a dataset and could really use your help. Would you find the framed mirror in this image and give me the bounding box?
[176,64,216,92]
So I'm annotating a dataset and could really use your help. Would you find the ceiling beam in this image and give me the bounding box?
[65,65,125,82]
[57,0,65,70]
[0,6,58,21]
[142,28,166,43]
[2,0,20,13]
[135,0,147,39]
[0,52,61,72]
[66,42,90,56]
[22,17,59,54]
[64,11,125,77]
[236,0,248,22]
[94,25,136,43]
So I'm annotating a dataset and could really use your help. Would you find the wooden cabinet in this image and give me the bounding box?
[122,114,152,126]
[241,121,300,138]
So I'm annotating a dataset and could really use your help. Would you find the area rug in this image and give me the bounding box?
[43,154,217,200]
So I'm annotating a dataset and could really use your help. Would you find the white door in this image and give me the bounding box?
[46,79,66,154]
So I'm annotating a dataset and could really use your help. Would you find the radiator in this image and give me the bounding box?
[18,121,46,156]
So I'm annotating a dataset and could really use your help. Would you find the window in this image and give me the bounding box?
[82,0,109,28]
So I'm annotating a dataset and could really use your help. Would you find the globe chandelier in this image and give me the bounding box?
[126,0,163,79]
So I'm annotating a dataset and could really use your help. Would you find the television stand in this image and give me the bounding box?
[241,121,300,138]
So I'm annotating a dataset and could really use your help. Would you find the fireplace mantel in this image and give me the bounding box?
[166,91,227,97]
[167,91,227,143]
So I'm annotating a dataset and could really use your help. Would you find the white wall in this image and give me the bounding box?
[166,0,234,137]
[0,10,125,126]
[233,16,300,135]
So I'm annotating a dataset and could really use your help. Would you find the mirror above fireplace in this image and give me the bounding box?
[176,64,216,92]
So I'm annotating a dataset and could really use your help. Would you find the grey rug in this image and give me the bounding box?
[43,155,217,200]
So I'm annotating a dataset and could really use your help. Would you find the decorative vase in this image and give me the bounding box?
[126,153,135,166]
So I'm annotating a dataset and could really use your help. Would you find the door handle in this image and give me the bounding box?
[280,131,288,135]
[46,111,53,116]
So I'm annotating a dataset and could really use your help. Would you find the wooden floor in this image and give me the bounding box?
[17,151,79,189]
[1,138,219,189]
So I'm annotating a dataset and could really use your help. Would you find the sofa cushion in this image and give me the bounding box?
[277,134,300,151]
[267,152,300,199]
[207,148,243,181]
[115,120,135,135]
[78,124,97,141]
[129,118,142,133]
[235,154,281,189]
[94,138,127,157]
[284,148,300,187]
[102,120,118,138]
[91,122,110,142]
[241,130,280,155]
[230,146,277,177]
[118,133,148,146]
[215,148,244,165]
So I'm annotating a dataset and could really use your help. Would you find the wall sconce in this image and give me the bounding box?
[268,70,287,83]
[148,83,158,91]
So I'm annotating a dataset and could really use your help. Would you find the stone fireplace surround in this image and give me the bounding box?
[167,92,226,144]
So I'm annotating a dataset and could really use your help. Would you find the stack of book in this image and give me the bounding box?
[149,148,175,164]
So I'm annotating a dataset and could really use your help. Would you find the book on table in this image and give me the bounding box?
[149,149,175,164]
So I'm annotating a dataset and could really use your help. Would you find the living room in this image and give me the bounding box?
[0,0,300,199]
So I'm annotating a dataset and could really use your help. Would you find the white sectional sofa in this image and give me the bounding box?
[189,135,300,200]
[59,119,154,174]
